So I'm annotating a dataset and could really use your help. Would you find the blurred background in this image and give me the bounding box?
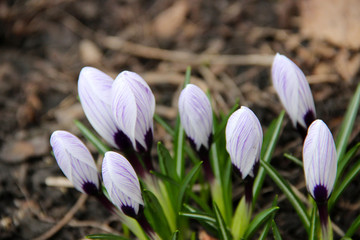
[0,0,359,239]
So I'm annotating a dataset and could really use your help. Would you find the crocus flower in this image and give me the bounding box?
[102,151,144,218]
[226,106,263,180]
[78,67,155,154]
[178,84,213,151]
[271,53,316,137]
[78,67,119,149]
[303,119,336,240]
[50,130,100,195]
[111,71,155,153]
[303,119,337,202]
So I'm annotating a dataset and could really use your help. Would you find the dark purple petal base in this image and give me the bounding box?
[82,182,115,212]
[188,134,214,182]
[296,109,316,140]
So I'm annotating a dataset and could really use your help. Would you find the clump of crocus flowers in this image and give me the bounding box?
[48,52,355,240]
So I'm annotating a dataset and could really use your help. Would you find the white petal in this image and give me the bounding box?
[225,106,263,179]
[78,67,119,148]
[303,120,337,199]
[111,71,155,151]
[50,131,99,193]
[102,151,143,214]
[179,84,213,150]
[271,53,316,128]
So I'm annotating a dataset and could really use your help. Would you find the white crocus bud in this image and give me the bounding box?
[50,130,100,195]
[272,53,316,136]
[303,119,337,202]
[178,84,213,151]
[226,106,263,179]
[111,71,156,153]
[102,151,144,218]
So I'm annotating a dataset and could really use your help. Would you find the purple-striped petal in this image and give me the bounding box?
[50,131,99,194]
[303,120,337,202]
[179,84,213,151]
[78,67,119,148]
[111,71,155,152]
[271,53,316,130]
[102,151,143,217]
[226,106,263,179]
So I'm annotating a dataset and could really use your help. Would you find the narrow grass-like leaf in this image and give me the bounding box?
[154,114,175,137]
[187,190,212,214]
[344,213,360,238]
[213,202,231,240]
[309,206,317,240]
[260,160,310,231]
[258,195,278,240]
[213,103,239,142]
[244,206,279,239]
[177,161,202,213]
[271,220,282,240]
[336,83,360,164]
[179,212,216,224]
[142,190,172,239]
[337,142,360,180]
[86,234,131,240]
[330,159,360,210]
[149,170,179,186]
[180,205,218,233]
[171,230,179,240]
[253,111,285,204]
[75,120,110,155]
[284,153,303,167]
[157,142,178,180]
[174,115,185,179]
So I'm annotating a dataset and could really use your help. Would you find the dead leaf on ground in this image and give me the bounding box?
[334,49,360,82]
[300,0,360,49]
[153,0,188,41]
[0,135,49,163]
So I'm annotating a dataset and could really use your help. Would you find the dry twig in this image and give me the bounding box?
[34,194,88,240]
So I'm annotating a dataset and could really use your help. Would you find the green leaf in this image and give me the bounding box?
[271,220,282,240]
[142,190,172,239]
[157,142,178,180]
[330,159,360,210]
[309,206,317,240]
[284,153,303,167]
[258,195,278,240]
[253,111,285,204]
[154,114,175,137]
[86,234,131,240]
[244,206,279,239]
[174,115,185,180]
[75,120,111,155]
[179,211,216,224]
[213,202,231,240]
[180,205,218,234]
[345,214,360,238]
[213,103,239,142]
[177,161,202,213]
[336,83,360,165]
[260,160,310,231]
[337,142,360,180]
[171,230,179,240]
[149,170,179,186]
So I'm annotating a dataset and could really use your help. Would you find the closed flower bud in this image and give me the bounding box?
[102,151,144,218]
[271,53,316,136]
[50,131,100,195]
[111,71,155,153]
[303,120,337,202]
[226,106,263,179]
[179,84,213,151]
[78,67,119,148]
